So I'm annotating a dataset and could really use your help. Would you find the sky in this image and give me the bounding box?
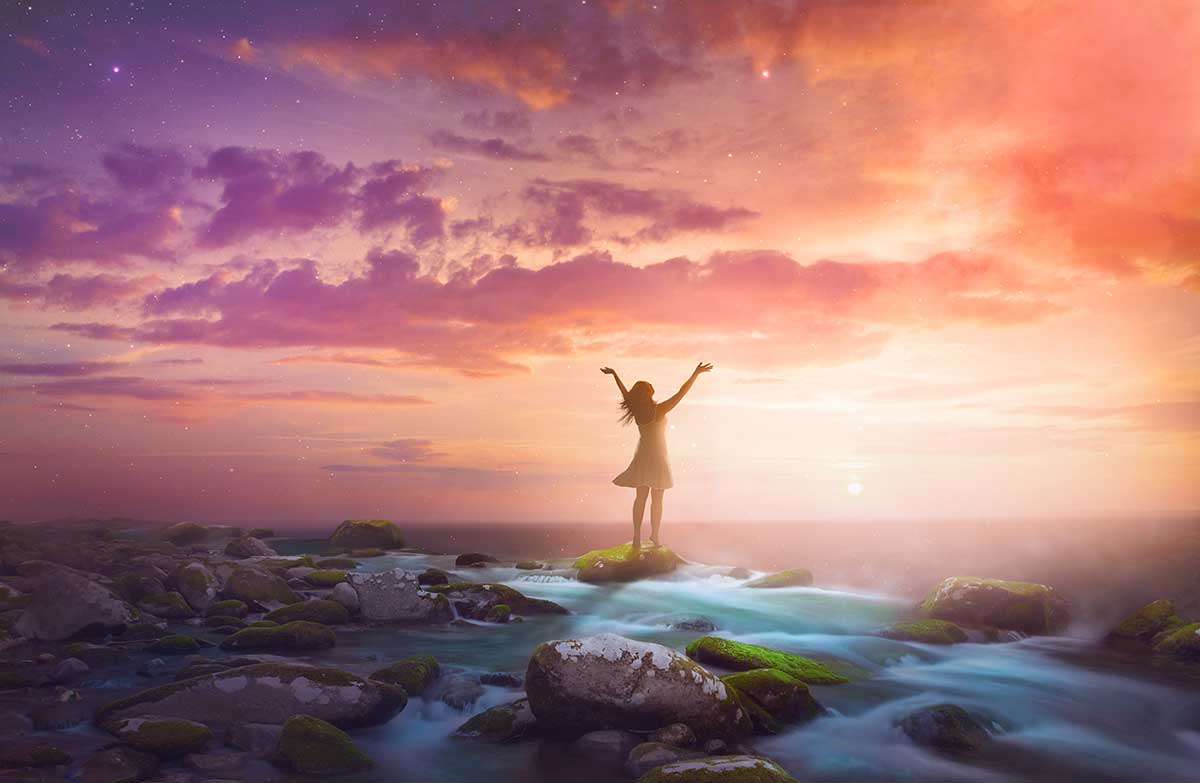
[0,0,1197,525]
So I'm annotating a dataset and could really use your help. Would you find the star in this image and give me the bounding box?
[112,66,121,73]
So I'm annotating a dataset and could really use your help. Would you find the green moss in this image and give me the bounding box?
[573,543,682,583]
[329,519,404,550]
[1109,599,1185,642]
[206,599,249,618]
[878,620,969,645]
[455,704,516,736]
[63,641,130,664]
[572,543,642,569]
[264,599,350,626]
[103,716,213,759]
[685,637,848,685]
[204,615,246,629]
[138,591,193,618]
[370,655,439,695]
[486,604,512,623]
[918,577,1051,613]
[720,669,822,727]
[917,576,1070,635]
[315,557,359,569]
[636,755,800,782]
[305,569,349,587]
[1153,622,1200,658]
[249,620,278,628]
[220,620,336,652]
[177,563,212,596]
[745,569,813,589]
[275,715,373,775]
[225,567,301,605]
[149,634,201,654]
[515,561,542,570]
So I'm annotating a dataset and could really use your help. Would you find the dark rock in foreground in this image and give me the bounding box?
[626,742,705,778]
[14,569,137,641]
[574,543,682,583]
[721,668,823,733]
[370,654,440,695]
[101,716,214,758]
[274,714,373,775]
[329,519,404,550]
[454,698,538,742]
[896,703,992,754]
[918,577,1069,635]
[264,599,350,626]
[636,755,799,782]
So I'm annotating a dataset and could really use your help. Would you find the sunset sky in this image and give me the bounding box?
[1,0,1197,525]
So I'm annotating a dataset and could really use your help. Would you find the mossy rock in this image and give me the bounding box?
[1108,599,1187,643]
[161,521,208,545]
[248,527,275,539]
[455,552,498,567]
[896,703,991,754]
[573,543,682,583]
[918,577,1069,635]
[315,557,359,569]
[370,655,440,695]
[453,698,537,742]
[274,715,373,775]
[636,755,800,782]
[486,603,512,623]
[101,716,213,759]
[148,634,201,655]
[138,591,193,619]
[223,567,301,606]
[350,547,385,558]
[745,569,813,589]
[305,569,349,587]
[720,669,823,727]
[220,620,336,652]
[425,581,567,618]
[417,568,451,586]
[329,519,404,551]
[878,620,969,645]
[515,561,543,570]
[685,637,847,685]
[0,743,72,769]
[204,615,246,629]
[264,599,350,626]
[118,623,170,641]
[206,599,249,618]
[63,641,130,665]
[1153,622,1200,658]
[249,619,279,628]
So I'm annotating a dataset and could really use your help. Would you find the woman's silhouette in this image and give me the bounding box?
[601,362,713,555]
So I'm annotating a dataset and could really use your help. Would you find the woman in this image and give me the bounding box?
[601,362,713,554]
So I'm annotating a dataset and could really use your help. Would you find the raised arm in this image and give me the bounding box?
[600,366,629,399]
[657,362,713,415]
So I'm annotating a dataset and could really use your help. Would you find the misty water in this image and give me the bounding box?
[252,537,1200,783]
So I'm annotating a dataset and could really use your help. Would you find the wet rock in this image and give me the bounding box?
[486,603,512,623]
[570,728,639,766]
[660,613,716,632]
[113,571,166,603]
[102,716,214,758]
[138,658,167,677]
[161,522,208,546]
[225,536,278,559]
[721,669,823,733]
[30,698,88,730]
[304,569,348,587]
[62,642,129,666]
[651,723,698,748]
[745,569,812,588]
[455,552,497,567]
[148,634,201,655]
[426,581,566,619]
[573,543,682,583]
[515,560,543,570]
[175,563,219,612]
[918,577,1069,635]
[525,633,752,740]
[181,750,245,774]
[206,599,249,618]
[897,704,991,754]
[433,672,485,710]
[138,591,193,619]
[223,567,301,608]
[685,637,847,685]
[13,568,137,640]
[417,568,450,586]
[81,746,158,783]
[220,620,336,652]
[51,656,89,683]
[369,654,439,695]
[347,569,452,623]
[1107,599,1187,643]
[315,557,359,569]
[274,714,373,775]
[877,619,969,645]
[97,662,407,728]
[328,519,404,551]
[264,599,350,626]
[453,698,537,742]
[173,656,261,682]
[479,671,523,688]
[626,742,705,778]
[0,743,71,770]
[636,755,799,783]
[226,721,282,753]
[727,567,752,580]
[330,581,360,613]
[1153,623,1200,658]
[204,614,246,629]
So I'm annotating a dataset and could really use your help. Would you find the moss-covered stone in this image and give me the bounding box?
[264,599,350,626]
[878,620,969,645]
[206,599,249,618]
[249,619,278,628]
[304,569,349,587]
[573,543,682,583]
[370,655,440,695]
[219,620,336,652]
[149,634,201,654]
[137,591,193,619]
[0,743,72,769]
[515,560,543,570]
[918,576,1069,635]
[329,519,404,551]
[744,569,813,589]
[63,641,130,665]
[720,669,823,728]
[1108,599,1187,643]
[896,703,991,754]
[426,582,567,618]
[223,567,301,606]
[274,715,373,775]
[453,698,537,742]
[204,615,246,629]
[486,603,512,623]
[101,716,214,759]
[417,568,450,586]
[636,755,800,782]
[685,637,848,685]
[1153,622,1200,658]
[161,521,208,545]
[315,557,359,569]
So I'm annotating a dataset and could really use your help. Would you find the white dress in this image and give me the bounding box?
[613,414,674,490]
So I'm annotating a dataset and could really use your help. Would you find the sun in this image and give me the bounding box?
[847,480,864,496]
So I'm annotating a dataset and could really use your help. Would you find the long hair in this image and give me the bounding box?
[619,380,655,425]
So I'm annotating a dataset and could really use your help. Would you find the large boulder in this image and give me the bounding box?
[274,715,373,775]
[636,755,799,783]
[100,716,214,759]
[1153,623,1200,658]
[96,663,407,728]
[896,704,991,754]
[685,637,847,685]
[224,536,277,559]
[525,633,752,740]
[161,522,208,546]
[328,519,404,550]
[14,569,137,641]
[426,581,567,619]
[720,669,823,733]
[1107,599,1187,643]
[176,562,219,612]
[918,577,1069,635]
[574,544,682,583]
[264,599,350,626]
[222,567,301,608]
[331,581,360,612]
[745,569,812,589]
[347,569,452,623]
[220,620,336,652]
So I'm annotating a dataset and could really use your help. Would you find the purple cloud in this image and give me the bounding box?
[429,130,548,162]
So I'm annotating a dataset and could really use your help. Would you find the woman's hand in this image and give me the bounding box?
[694,362,714,375]
[601,367,616,375]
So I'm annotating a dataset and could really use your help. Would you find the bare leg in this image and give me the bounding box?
[650,488,665,545]
[631,486,649,555]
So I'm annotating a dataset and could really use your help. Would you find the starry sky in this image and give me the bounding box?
[1,0,1197,525]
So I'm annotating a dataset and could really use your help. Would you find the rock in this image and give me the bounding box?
[161,522,208,546]
[205,614,246,629]
[97,662,407,728]
[570,728,639,765]
[526,633,752,740]
[14,569,137,641]
[350,547,385,557]
[1153,623,1200,658]
[877,619,969,645]
[264,599,350,626]
[703,739,728,754]
[81,746,158,783]
[116,623,169,641]
[0,742,71,769]
[417,568,451,586]
[480,671,523,688]
[304,569,348,587]
[626,742,705,778]
[274,714,373,775]
[30,699,88,730]
[727,567,752,580]
[220,620,336,652]
[206,599,249,618]
[453,698,538,742]
[573,543,682,583]
[636,755,799,783]
[223,567,301,608]
[52,657,90,683]
[426,581,567,619]
[138,591,193,619]
[63,641,129,666]
[224,536,278,559]
[348,569,452,623]
[1107,599,1188,643]
[176,562,219,612]
[652,723,699,748]
[745,569,812,588]
[138,658,167,677]
[455,552,498,567]
[721,669,823,733]
[173,657,262,682]
[226,722,282,753]
[148,634,201,654]
[369,654,439,695]
[0,666,42,689]
[328,519,404,550]
[181,750,245,774]
[685,637,848,685]
[660,614,717,632]
[486,603,512,623]
[432,672,485,710]
[330,581,360,613]
[247,527,275,539]
[315,557,359,569]
[101,716,214,758]
[114,572,166,603]
[515,560,543,570]
[896,704,991,753]
[918,577,1070,635]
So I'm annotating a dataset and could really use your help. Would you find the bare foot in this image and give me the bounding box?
[628,541,642,559]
